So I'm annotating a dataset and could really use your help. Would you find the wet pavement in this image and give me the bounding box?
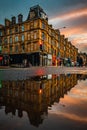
[0,66,87,80]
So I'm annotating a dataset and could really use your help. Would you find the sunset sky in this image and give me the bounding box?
[0,0,87,53]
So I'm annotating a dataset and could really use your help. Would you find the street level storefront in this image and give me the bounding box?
[0,54,9,66]
[9,52,48,67]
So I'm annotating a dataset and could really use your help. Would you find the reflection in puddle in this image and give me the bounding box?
[0,74,87,129]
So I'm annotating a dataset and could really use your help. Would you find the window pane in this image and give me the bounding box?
[28,33,30,40]
[0,31,2,36]
[10,46,12,52]
[22,34,24,41]
[42,32,45,40]
[9,29,12,34]
[4,38,8,44]
[22,44,25,51]
[15,45,18,52]
[15,27,18,32]
[31,32,33,39]
[10,37,12,44]
[42,22,45,29]
[30,22,33,29]
[15,36,18,42]
[34,31,37,39]
[21,25,24,31]
[34,21,38,28]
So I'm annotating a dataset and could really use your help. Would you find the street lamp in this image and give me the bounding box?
[58,26,66,30]
[55,26,66,34]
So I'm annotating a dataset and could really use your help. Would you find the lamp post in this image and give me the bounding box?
[58,26,66,30]
[55,26,66,34]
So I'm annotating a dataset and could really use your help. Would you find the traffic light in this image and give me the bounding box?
[40,42,43,51]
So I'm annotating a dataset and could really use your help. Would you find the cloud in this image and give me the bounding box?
[49,6,87,53]
[76,43,87,52]
[49,7,87,25]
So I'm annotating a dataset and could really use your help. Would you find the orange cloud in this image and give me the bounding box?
[49,7,87,22]
[49,7,87,52]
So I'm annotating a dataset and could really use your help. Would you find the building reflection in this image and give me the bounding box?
[77,74,87,81]
[0,74,78,127]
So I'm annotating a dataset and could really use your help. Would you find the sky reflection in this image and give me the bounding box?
[49,77,87,125]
